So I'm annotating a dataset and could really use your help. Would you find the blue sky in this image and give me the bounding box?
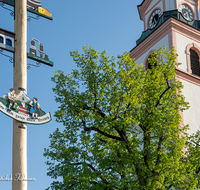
[0,0,143,189]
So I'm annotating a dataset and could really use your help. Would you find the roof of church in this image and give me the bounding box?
[137,0,145,20]
[137,0,200,13]
[137,0,145,8]
[131,9,200,51]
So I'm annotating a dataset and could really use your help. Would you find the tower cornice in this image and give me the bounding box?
[135,10,200,46]
[130,15,200,60]
[137,0,154,20]
[138,0,200,21]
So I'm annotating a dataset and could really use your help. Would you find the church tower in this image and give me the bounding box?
[130,0,200,135]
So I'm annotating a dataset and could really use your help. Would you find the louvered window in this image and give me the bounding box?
[6,39,12,46]
[0,36,3,44]
[148,62,157,69]
[147,54,157,70]
[190,49,200,76]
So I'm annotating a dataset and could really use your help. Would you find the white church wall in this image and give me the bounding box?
[180,79,200,135]
[165,0,175,11]
[146,0,162,13]
[176,32,200,72]
[135,51,148,67]
[176,0,184,7]
[191,4,197,20]
[135,34,169,65]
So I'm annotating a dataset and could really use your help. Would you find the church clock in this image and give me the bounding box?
[179,4,193,21]
[149,9,162,29]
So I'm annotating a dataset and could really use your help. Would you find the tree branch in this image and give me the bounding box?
[190,140,200,174]
[103,166,112,172]
[196,167,200,174]
[83,104,106,118]
[82,120,123,141]
[167,184,173,190]
[114,126,147,186]
[98,138,107,143]
[143,131,152,172]
[124,103,131,117]
[116,151,126,180]
[113,97,123,120]
[191,140,200,147]
[155,74,171,107]
[139,124,145,132]
[71,162,110,185]
[155,136,164,166]
[155,86,171,107]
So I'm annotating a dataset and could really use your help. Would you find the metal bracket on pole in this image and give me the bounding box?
[0,2,14,17]
[18,123,26,129]
[27,15,41,22]
[27,61,41,70]
[0,48,14,63]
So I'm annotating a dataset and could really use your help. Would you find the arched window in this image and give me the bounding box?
[190,49,200,76]
[6,39,12,46]
[147,53,157,70]
[0,36,3,44]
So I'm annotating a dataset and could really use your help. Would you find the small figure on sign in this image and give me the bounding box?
[30,40,37,56]
[29,97,40,118]
[7,88,21,112]
[30,38,49,60]
[39,43,43,58]
[0,90,51,124]
[44,54,49,60]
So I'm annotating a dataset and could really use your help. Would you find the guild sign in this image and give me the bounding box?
[0,0,52,19]
[0,28,14,53]
[27,38,53,67]
[0,88,51,124]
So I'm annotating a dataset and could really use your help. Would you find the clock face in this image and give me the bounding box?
[179,4,193,21]
[149,9,162,29]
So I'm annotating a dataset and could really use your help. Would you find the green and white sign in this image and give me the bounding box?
[0,0,52,20]
[0,88,51,125]
[28,38,54,67]
[27,53,53,67]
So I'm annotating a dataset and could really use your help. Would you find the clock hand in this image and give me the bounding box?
[153,18,157,25]
[183,12,189,18]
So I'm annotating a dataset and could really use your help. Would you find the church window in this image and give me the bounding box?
[190,49,200,76]
[147,53,157,70]
[6,39,12,46]
[0,36,3,44]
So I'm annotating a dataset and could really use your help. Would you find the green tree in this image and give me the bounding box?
[44,45,199,189]
[185,130,200,187]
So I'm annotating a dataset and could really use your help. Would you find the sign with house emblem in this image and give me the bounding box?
[27,38,53,67]
[0,88,51,125]
[0,28,14,53]
[0,0,52,20]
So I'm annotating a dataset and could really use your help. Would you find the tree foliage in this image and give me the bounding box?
[44,45,200,189]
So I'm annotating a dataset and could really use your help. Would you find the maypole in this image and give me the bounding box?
[12,0,27,189]
[0,0,53,189]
